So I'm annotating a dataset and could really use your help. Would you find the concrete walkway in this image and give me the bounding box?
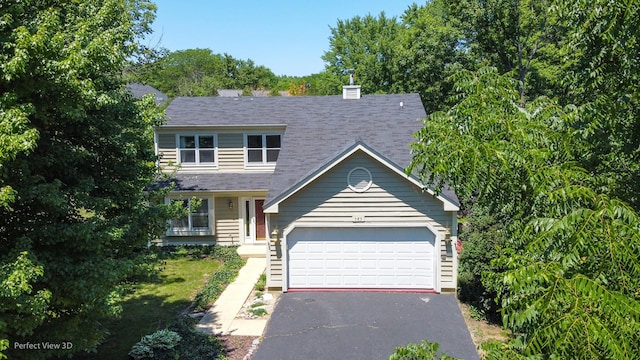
[195,257,268,336]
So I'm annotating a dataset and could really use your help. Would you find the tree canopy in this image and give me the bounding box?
[127,48,278,97]
[0,0,173,358]
[408,0,640,357]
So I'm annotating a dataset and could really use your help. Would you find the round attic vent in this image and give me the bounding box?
[347,167,372,192]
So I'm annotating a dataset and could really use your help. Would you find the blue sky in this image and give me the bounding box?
[146,0,419,77]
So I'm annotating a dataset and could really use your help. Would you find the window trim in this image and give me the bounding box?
[165,196,215,236]
[244,133,281,168]
[176,133,218,167]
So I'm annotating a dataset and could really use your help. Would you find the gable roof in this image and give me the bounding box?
[263,141,459,212]
[162,93,460,208]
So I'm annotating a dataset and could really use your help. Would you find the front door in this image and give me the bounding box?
[242,198,267,244]
[255,199,266,241]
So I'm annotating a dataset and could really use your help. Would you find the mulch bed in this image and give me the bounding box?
[219,335,259,360]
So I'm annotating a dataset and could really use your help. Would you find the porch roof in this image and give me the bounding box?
[160,172,271,192]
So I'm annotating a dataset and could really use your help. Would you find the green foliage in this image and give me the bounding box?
[457,198,510,323]
[557,0,640,210]
[0,252,51,357]
[255,273,266,291]
[0,0,176,357]
[409,67,640,358]
[94,249,221,359]
[396,1,471,113]
[389,339,459,360]
[129,329,181,360]
[249,308,267,317]
[241,86,253,96]
[322,12,404,95]
[250,301,266,308]
[128,48,277,97]
[167,318,225,360]
[129,318,225,360]
[448,0,568,102]
[192,246,245,311]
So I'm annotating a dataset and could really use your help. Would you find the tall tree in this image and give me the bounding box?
[322,12,404,94]
[0,0,172,358]
[395,0,470,113]
[408,68,640,359]
[449,0,568,103]
[560,0,640,209]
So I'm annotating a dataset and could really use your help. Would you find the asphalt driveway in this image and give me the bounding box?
[253,292,479,360]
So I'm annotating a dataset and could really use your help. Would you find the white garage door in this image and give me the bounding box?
[287,227,436,290]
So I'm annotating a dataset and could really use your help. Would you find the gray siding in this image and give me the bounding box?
[267,151,456,290]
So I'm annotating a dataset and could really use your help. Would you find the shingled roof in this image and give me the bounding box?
[126,83,168,105]
[162,94,459,207]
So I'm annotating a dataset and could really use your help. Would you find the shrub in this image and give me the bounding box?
[129,318,226,360]
[250,301,266,308]
[128,329,181,360]
[255,273,266,291]
[457,198,510,323]
[249,308,267,317]
[169,318,226,360]
[389,340,459,360]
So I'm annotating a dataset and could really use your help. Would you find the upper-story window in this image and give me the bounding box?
[245,134,281,165]
[178,134,217,165]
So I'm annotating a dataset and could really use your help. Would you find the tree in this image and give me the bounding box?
[0,0,173,358]
[127,49,278,97]
[559,0,640,210]
[408,1,640,357]
[391,1,471,113]
[448,0,568,103]
[272,72,342,96]
[408,67,640,359]
[322,12,404,94]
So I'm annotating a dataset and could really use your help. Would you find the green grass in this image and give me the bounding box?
[88,256,221,360]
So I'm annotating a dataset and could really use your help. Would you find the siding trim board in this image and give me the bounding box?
[264,142,459,214]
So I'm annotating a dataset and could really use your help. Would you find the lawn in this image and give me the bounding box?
[86,254,222,359]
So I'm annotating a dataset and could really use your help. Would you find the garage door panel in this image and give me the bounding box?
[342,243,360,253]
[395,243,414,253]
[378,259,395,269]
[287,227,436,289]
[343,259,359,269]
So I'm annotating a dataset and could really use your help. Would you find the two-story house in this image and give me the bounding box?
[154,85,460,293]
